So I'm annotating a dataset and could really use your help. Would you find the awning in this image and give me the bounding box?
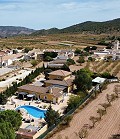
[18,92,28,95]
[27,94,35,98]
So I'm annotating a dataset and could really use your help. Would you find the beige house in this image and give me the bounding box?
[48,70,72,81]
[0,53,24,67]
[18,84,64,104]
[45,70,74,93]
[17,70,74,103]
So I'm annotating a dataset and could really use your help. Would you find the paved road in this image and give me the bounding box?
[0,70,31,87]
[0,67,14,76]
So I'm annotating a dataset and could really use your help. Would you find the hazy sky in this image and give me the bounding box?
[0,0,120,29]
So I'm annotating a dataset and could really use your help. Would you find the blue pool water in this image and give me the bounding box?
[16,105,46,118]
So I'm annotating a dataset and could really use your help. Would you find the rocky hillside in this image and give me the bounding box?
[0,26,35,37]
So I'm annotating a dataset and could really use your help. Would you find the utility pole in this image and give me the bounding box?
[0,55,2,68]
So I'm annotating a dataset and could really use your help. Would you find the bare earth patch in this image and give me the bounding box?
[49,83,120,139]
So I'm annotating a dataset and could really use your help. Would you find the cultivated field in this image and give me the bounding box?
[49,83,120,139]
[0,34,107,50]
[89,61,120,78]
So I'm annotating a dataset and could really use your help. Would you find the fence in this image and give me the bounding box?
[38,89,96,139]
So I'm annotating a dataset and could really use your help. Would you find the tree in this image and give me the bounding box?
[88,57,95,62]
[44,56,53,61]
[77,56,85,64]
[89,116,98,128]
[0,121,15,139]
[44,52,58,59]
[75,127,88,139]
[31,60,38,67]
[0,67,44,105]
[84,46,91,52]
[65,95,82,113]
[44,105,60,128]
[97,108,106,120]
[114,85,120,97]
[100,103,110,111]
[106,94,112,105]
[101,72,112,79]
[62,64,70,71]
[44,69,53,79]
[24,47,32,53]
[84,46,97,52]
[75,49,82,55]
[92,46,97,50]
[73,70,92,92]
[67,58,75,65]
[0,110,22,139]
[0,110,22,131]
[110,94,117,101]
[61,115,72,126]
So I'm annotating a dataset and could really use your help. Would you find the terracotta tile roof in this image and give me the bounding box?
[18,84,48,94]
[44,79,73,87]
[18,84,63,98]
[51,87,63,98]
[16,128,36,137]
[49,70,71,77]
[0,51,7,56]
[2,53,24,61]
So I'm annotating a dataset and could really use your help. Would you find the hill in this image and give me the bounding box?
[32,18,120,35]
[0,26,35,37]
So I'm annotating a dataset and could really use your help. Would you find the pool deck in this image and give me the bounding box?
[0,94,70,128]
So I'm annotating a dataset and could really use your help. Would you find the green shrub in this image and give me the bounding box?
[60,115,72,126]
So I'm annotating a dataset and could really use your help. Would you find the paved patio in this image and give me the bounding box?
[0,93,70,128]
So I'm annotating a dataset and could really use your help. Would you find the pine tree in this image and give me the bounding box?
[44,105,60,128]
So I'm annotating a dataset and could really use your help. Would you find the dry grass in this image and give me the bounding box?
[0,33,109,50]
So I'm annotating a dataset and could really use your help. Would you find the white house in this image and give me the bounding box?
[0,53,24,67]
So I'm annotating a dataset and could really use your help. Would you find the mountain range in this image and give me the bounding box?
[0,18,120,37]
[0,26,35,37]
[32,18,120,35]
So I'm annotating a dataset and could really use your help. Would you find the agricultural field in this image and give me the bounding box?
[89,61,120,78]
[49,83,120,139]
[0,33,108,50]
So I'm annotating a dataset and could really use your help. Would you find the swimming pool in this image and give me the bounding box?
[16,105,46,118]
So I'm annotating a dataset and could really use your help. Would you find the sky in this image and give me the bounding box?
[0,0,120,30]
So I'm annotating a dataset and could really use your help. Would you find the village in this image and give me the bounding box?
[0,39,120,139]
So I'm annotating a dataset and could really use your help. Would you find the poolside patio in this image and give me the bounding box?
[0,93,70,128]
